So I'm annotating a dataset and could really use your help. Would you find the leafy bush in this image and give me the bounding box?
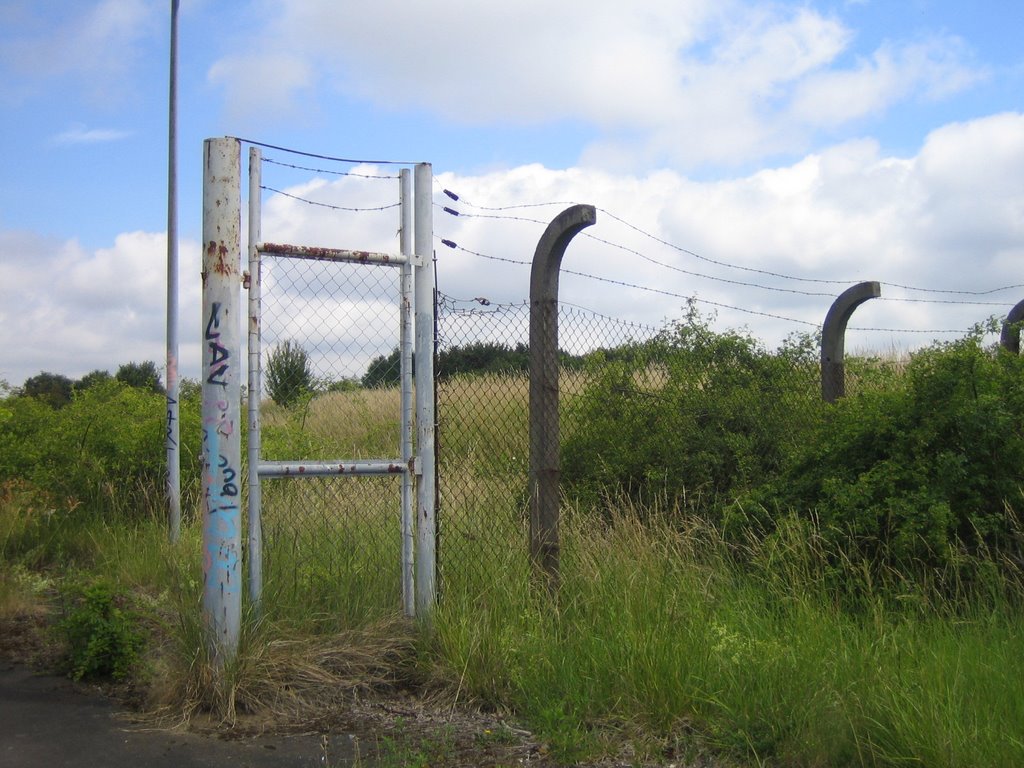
[0,379,201,518]
[58,579,143,681]
[75,369,113,392]
[266,340,314,406]
[562,310,820,517]
[22,371,74,408]
[739,328,1024,566]
[116,360,164,394]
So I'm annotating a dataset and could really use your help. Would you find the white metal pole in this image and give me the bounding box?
[166,0,181,543]
[247,147,263,609]
[414,163,437,619]
[201,137,242,663]
[399,168,415,618]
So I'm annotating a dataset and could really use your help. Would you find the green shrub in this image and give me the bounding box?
[0,379,201,519]
[115,360,164,394]
[58,579,143,681]
[266,340,314,406]
[562,310,820,518]
[736,327,1024,568]
[21,371,74,408]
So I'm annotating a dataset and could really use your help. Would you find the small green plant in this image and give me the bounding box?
[266,340,314,407]
[57,579,143,681]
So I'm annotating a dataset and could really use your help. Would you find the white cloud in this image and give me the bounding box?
[231,113,1016,371]
[0,229,203,385]
[3,113,1021,385]
[207,0,984,169]
[52,124,133,145]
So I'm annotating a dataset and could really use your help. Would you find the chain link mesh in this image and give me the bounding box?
[435,295,668,593]
[257,254,405,624]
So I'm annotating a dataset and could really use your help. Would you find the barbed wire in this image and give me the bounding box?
[235,136,421,166]
[262,185,400,213]
[435,236,987,332]
[437,187,1024,297]
[263,157,398,180]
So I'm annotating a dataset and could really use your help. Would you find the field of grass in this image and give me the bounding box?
[2,359,1024,766]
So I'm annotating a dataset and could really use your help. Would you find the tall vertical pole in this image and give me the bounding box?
[201,137,242,663]
[399,169,416,618]
[528,205,596,594]
[413,163,437,619]
[166,0,181,543]
[247,148,263,609]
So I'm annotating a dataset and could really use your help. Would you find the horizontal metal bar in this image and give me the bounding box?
[257,460,408,478]
[257,242,406,266]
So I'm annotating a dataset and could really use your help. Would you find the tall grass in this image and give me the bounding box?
[4,370,1024,765]
[430,500,1024,766]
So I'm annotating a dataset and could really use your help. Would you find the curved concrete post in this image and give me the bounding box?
[821,281,881,403]
[529,204,597,592]
[1000,299,1024,354]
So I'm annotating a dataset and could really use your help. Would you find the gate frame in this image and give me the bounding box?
[243,147,435,620]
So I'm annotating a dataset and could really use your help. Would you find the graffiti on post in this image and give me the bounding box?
[202,298,241,599]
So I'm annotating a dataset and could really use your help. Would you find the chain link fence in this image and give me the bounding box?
[436,294,670,594]
[256,254,405,625]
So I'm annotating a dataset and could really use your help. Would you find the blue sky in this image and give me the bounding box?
[1,0,1022,385]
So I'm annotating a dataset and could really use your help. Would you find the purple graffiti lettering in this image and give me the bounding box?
[205,303,230,387]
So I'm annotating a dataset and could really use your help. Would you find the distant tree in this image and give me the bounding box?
[116,361,164,394]
[74,369,113,392]
[362,348,402,389]
[266,341,314,407]
[178,377,201,402]
[22,371,74,408]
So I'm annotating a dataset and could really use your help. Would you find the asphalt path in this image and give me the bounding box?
[0,664,363,768]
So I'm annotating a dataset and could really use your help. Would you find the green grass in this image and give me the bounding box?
[3,374,1024,766]
[428,501,1024,766]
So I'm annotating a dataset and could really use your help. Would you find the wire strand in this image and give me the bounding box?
[263,157,398,180]
[439,187,1024,297]
[262,185,400,212]
[234,136,421,166]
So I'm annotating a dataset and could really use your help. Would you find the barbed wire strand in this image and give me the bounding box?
[436,236,1002,325]
[263,156,398,180]
[234,136,421,166]
[438,189,1024,297]
[262,185,400,213]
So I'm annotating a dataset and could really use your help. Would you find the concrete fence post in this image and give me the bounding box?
[529,204,596,592]
[1000,299,1024,354]
[821,281,881,403]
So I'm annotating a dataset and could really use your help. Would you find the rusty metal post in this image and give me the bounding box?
[529,205,597,591]
[246,147,263,610]
[1000,299,1024,353]
[399,168,415,618]
[821,281,881,403]
[414,163,437,619]
[201,137,242,664]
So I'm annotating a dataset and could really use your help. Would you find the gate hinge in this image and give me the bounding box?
[242,271,251,289]
[412,456,423,476]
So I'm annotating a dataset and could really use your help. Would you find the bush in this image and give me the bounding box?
[116,361,164,394]
[22,371,74,408]
[58,579,143,681]
[0,379,201,519]
[266,341,314,407]
[741,328,1024,566]
[562,310,821,517]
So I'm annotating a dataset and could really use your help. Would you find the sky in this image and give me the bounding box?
[1,0,1022,386]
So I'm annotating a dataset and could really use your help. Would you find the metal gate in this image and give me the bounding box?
[245,148,436,621]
